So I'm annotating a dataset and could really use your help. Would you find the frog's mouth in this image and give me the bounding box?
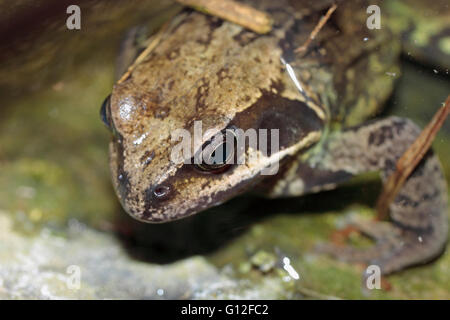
[109,139,133,214]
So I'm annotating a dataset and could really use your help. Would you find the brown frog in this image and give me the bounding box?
[100,0,448,275]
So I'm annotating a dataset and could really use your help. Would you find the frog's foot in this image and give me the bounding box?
[275,117,448,274]
[316,218,444,274]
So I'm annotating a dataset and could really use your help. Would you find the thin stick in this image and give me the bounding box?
[295,3,337,53]
[376,95,450,220]
[176,0,272,34]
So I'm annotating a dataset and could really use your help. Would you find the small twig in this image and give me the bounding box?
[295,3,337,54]
[176,0,272,34]
[117,22,170,84]
[376,95,450,220]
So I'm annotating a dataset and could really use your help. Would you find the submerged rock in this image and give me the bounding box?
[0,212,292,299]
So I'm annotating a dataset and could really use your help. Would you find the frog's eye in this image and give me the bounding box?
[195,129,236,173]
[100,94,112,130]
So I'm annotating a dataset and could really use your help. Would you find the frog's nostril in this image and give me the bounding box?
[153,185,171,199]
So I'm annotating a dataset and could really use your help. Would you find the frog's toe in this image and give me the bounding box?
[345,218,402,243]
[315,239,390,266]
[316,220,447,275]
[315,220,398,268]
[324,215,396,243]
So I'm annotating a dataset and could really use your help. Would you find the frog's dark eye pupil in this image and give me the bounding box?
[195,129,236,173]
[209,143,230,165]
[100,94,112,129]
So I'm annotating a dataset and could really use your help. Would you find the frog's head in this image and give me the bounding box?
[101,13,324,223]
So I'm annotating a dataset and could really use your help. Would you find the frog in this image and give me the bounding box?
[100,0,449,275]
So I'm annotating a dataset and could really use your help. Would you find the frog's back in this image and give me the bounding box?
[121,0,399,129]
[249,0,401,127]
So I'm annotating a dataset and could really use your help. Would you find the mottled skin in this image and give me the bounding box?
[101,0,448,274]
[385,0,450,69]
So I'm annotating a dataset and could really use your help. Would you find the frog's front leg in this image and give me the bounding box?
[269,116,448,274]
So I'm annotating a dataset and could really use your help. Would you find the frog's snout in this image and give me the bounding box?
[119,183,174,223]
